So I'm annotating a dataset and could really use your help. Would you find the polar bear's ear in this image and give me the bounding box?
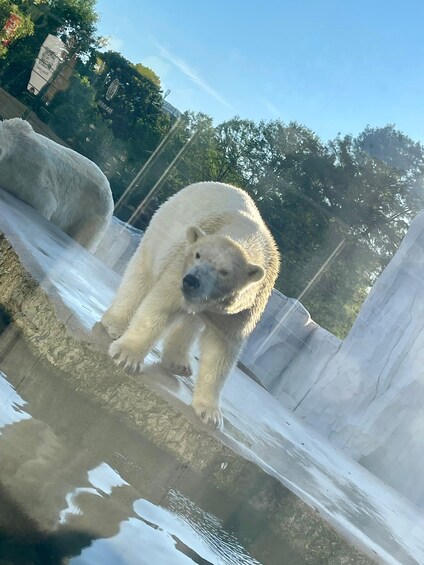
[247,263,265,283]
[186,226,206,244]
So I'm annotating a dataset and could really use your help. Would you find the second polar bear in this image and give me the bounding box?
[0,118,113,250]
[101,181,280,427]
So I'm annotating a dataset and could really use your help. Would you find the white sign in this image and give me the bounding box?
[27,34,68,95]
[105,78,120,101]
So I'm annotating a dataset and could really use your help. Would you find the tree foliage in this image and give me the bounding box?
[92,51,169,151]
[0,2,35,58]
[122,116,424,337]
[0,0,100,93]
[134,63,161,89]
[42,50,172,204]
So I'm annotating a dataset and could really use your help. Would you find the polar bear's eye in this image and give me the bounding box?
[195,252,201,259]
[219,269,229,276]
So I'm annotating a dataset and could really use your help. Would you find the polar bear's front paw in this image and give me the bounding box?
[101,310,128,339]
[109,338,144,373]
[192,398,223,429]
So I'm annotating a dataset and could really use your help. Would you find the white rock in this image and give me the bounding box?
[94,216,142,274]
[293,211,424,504]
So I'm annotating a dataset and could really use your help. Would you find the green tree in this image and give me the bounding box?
[114,112,211,221]
[118,111,247,222]
[0,0,100,95]
[201,118,424,337]
[43,71,119,167]
[40,48,174,206]
[133,63,161,88]
[0,1,35,58]
[93,51,170,158]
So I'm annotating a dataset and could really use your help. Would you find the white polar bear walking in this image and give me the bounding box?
[0,118,113,250]
[101,181,280,427]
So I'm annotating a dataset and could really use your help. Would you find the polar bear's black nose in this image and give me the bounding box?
[183,274,200,291]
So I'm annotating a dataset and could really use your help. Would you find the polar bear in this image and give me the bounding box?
[101,181,280,427]
[0,118,113,251]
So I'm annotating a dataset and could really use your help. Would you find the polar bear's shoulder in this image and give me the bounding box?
[181,181,249,204]
[172,181,257,220]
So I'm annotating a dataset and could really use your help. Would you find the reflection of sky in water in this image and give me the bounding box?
[72,517,197,565]
[0,364,258,564]
[59,462,130,524]
[165,490,260,565]
[69,466,260,565]
[87,462,130,495]
[0,371,31,431]
[72,500,261,565]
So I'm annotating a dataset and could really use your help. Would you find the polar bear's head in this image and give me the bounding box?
[0,118,34,161]
[181,226,265,312]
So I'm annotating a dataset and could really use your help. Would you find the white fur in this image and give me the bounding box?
[0,118,113,250]
[102,182,280,428]
[141,181,268,279]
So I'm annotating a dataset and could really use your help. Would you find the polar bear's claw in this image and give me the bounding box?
[109,339,144,374]
[192,400,223,429]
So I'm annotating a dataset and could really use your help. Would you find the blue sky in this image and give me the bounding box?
[95,0,424,143]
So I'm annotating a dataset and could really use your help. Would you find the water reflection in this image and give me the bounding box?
[72,490,261,565]
[0,340,266,565]
[60,463,130,525]
[0,371,31,430]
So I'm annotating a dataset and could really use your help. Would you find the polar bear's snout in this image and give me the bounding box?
[181,270,208,300]
[183,273,201,292]
[181,265,216,302]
